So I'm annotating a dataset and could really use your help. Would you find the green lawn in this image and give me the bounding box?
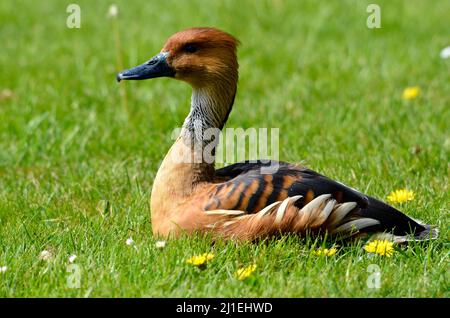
[0,0,448,297]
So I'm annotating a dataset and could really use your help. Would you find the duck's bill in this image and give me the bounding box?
[116,53,175,82]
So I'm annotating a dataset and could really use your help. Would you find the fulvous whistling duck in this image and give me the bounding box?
[117,27,437,242]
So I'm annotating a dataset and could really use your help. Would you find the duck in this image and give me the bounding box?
[117,27,437,242]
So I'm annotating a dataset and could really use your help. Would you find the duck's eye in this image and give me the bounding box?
[184,44,198,53]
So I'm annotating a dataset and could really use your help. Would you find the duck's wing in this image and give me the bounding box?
[204,160,434,241]
[211,160,368,213]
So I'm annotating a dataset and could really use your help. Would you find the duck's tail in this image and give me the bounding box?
[352,196,439,243]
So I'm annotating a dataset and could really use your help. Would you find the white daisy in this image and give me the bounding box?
[68,254,77,263]
[440,46,450,59]
[155,240,166,249]
[126,237,134,246]
[108,4,119,18]
[39,250,53,261]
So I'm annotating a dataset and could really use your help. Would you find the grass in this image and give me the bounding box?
[0,0,448,297]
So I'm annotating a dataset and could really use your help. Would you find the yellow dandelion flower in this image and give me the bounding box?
[186,253,215,267]
[387,189,415,204]
[364,240,394,257]
[402,86,420,100]
[313,247,338,257]
[235,264,257,280]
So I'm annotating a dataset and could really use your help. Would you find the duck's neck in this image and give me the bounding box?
[181,83,236,143]
[152,81,236,201]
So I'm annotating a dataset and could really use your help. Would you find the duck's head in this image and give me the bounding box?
[117,27,239,89]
